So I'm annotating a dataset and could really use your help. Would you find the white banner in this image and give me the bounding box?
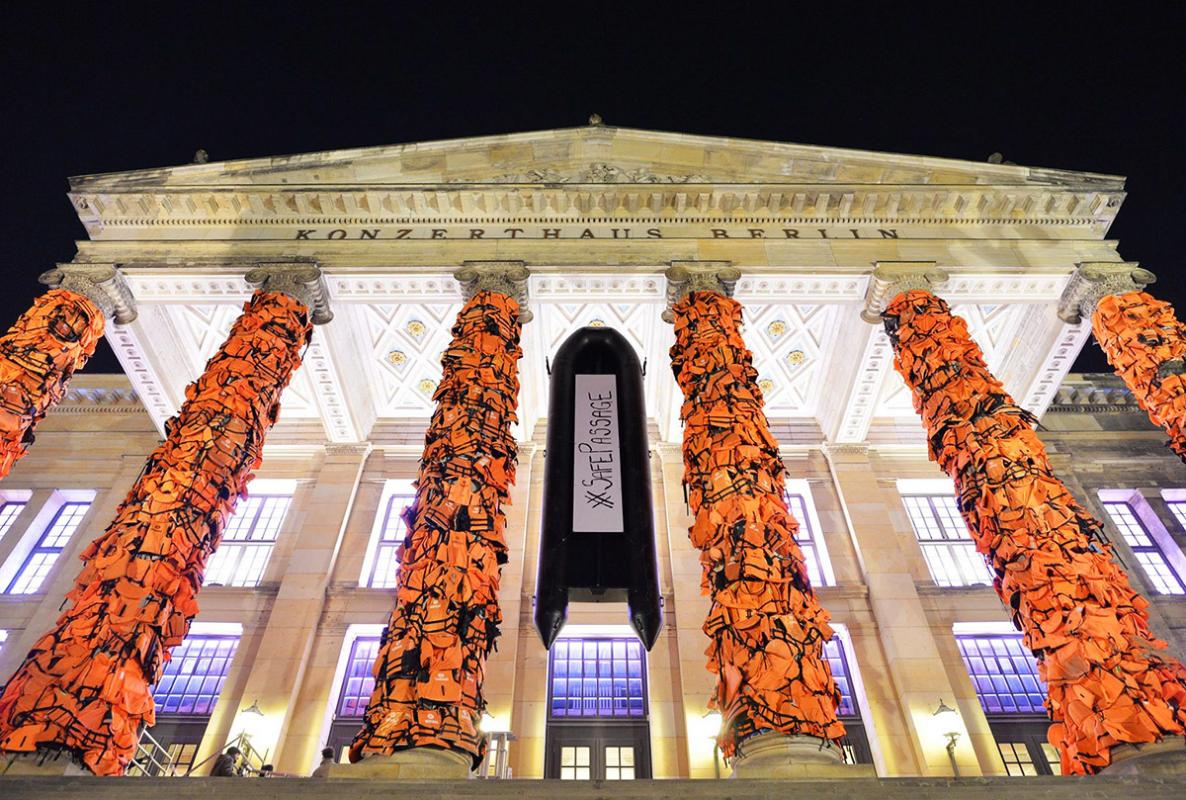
[572,374,624,533]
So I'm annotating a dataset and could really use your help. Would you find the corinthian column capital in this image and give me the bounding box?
[245,262,333,324]
[860,261,949,323]
[39,263,137,324]
[662,261,741,322]
[1057,262,1156,323]
[454,261,532,322]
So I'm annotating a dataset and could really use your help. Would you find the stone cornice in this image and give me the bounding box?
[820,442,872,459]
[323,442,373,457]
[56,385,143,412]
[69,183,1122,239]
[1047,374,1140,412]
[67,126,1124,191]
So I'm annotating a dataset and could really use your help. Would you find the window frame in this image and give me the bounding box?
[824,627,875,765]
[359,479,417,589]
[1166,498,1186,531]
[0,496,29,542]
[823,636,860,719]
[334,635,381,719]
[954,627,1057,776]
[897,481,993,588]
[1099,494,1186,595]
[202,493,293,588]
[151,632,241,717]
[784,478,835,587]
[955,632,1047,716]
[320,625,386,763]
[547,635,648,720]
[4,500,93,595]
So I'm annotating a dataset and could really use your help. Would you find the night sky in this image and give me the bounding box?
[1,6,1182,374]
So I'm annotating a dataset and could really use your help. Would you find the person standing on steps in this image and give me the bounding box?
[310,747,335,777]
[210,746,241,777]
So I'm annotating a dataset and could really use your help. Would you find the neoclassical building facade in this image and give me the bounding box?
[0,125,1184,782]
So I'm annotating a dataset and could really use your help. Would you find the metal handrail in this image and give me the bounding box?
[478,732,515,779]
[129,727,179,776]
[185,732,270,776]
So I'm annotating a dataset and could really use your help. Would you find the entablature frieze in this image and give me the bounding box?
[69,237,1126,277]
[69,183,1122,241]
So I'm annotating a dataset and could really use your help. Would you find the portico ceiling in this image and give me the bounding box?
[108,269,1090,446]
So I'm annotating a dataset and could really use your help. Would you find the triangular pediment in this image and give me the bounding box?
[69,126,1123,191]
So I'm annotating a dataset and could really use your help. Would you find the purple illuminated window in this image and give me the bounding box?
[336,636,381,717]
[549,637,646,718]
[823,637,859,718]
[5,501,91,594]
[785,493,830,587]
[152,634,239,715]
[1102,501,1186,595]
[0,501,27,541]
[365,491,415,589]
[957,634,1046,715]
[1165,499,1186,532]
[203,494,291,587]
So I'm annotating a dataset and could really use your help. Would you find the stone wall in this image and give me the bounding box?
[1,373,1185,779]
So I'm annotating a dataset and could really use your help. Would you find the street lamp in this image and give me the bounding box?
[933,699,961,777]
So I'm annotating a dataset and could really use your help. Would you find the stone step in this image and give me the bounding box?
[3,776,1186,800]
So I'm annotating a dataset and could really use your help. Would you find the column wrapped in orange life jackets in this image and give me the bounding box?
[669,290,845,760]
[0,290,105,481]
[0,290,311,776]
[1091,290,1186,461]
[883,289,1186,775]
[350,290,522,768]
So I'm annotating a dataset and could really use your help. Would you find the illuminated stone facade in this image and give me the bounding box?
[0,127,1183,779]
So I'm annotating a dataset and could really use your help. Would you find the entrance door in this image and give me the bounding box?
[544,636,651,779]
[546,723,651,780]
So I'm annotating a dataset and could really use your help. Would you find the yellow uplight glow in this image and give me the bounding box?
[234,701,283,756]
[691,711,723,742]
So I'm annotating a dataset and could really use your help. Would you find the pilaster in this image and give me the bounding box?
[821,443,981,777]
[237,444,372,774]
[509,445,548,779]
[654,441,718,777]
[644,445,690,779]
[481,441,537,769]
